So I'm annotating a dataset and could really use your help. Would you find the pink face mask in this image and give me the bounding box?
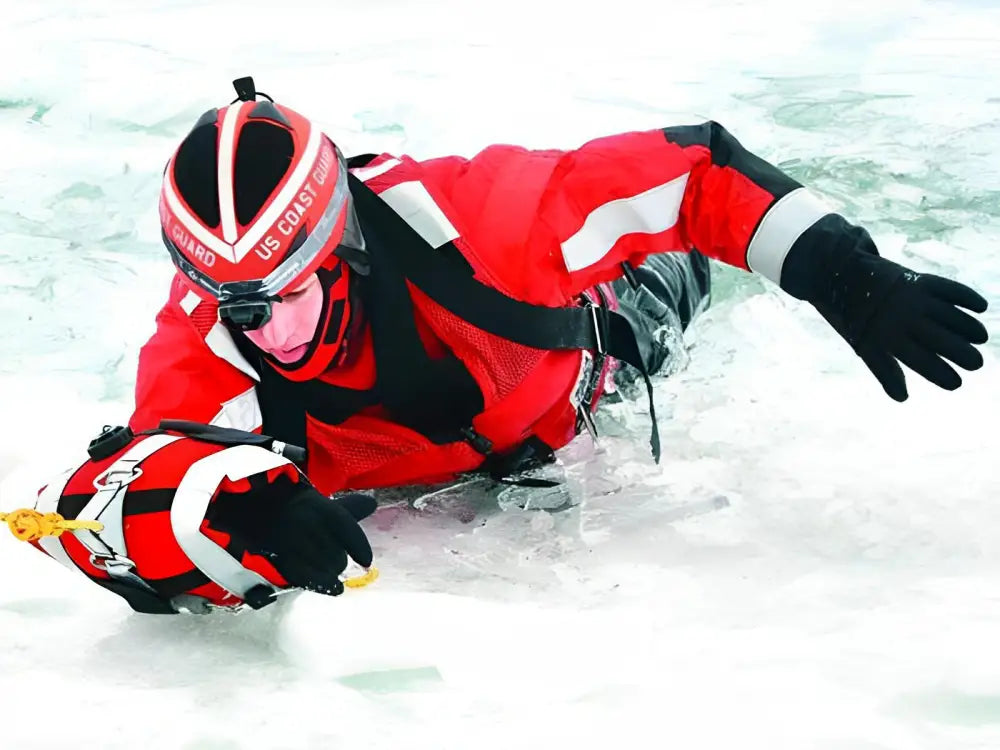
[244,274,324,363]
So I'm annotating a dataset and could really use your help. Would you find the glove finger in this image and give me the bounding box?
[895,336,962,391]
[922,275,989,313]
[338,493,378,522]
[300,567,346,597]
[910,319,984,372]
[860,349,908,402]
[288,553,347,596]
[324,501,375,569]
[926,299,989,345]
[269,558,344,596]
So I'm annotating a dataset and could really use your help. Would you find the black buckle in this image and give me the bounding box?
[579,299,610,442]
[589,303,608,354]
[459,426,493,455]
[479,437,558,486]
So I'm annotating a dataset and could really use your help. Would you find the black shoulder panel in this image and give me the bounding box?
[662,121,800,199]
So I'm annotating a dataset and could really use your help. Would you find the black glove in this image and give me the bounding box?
[782,215,990,401]
[209,474,376,596]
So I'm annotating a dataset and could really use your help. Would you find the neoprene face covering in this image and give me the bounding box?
[244,274,324,363]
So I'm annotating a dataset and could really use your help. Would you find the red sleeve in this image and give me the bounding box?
[419,122,808,302]
[129,275,260,433]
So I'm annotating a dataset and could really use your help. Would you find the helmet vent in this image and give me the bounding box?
[233,121,294,226]
[172,121,221,228]
[248,100,291,127]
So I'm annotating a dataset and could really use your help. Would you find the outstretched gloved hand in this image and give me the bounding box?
[209,474,376,596]
[782,215,990,400]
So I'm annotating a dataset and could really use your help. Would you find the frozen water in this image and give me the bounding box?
[1,1,998,748]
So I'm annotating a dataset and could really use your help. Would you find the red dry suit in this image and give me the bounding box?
[129,122,810,495]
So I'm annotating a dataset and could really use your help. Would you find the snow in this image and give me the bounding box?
[1,1,999,748]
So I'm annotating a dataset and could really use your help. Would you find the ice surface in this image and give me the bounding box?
[1,1,999,748]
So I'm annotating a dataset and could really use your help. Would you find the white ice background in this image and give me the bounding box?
[1,1,999,748]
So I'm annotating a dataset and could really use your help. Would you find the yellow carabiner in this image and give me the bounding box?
[343,566,380,589]
[0,508,104,543]
[3,507,379,593]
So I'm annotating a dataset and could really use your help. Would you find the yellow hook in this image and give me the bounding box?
[0,508,104,543]
[343,566,380,589]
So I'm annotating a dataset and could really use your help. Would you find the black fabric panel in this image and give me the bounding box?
[257,363,308,448]
[436,243,475,274]
[661,121,801,200]
[301,382,378,426]
[356,199,485,442]
[262,370,378,442]
[661,123,712,149]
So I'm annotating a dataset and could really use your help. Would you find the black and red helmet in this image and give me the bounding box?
[159,77,366,378]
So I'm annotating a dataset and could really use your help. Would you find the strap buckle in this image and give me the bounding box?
[580,297,611,443]
[588,302,609,355]
[89,550,161,595]
[93,459,143,491]
[89,550,136,575]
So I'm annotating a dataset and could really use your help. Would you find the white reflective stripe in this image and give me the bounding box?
[379,181,459,248]
[746,187,833,284]
[75,434,184,559]
[179,290,202,315]
[34,467,79,572]
[209,387,263,432]
[561,173,690,273]
[163,170,237,263]
[205,322,261,382]
[34,467,74,514]
[171,445,291,598]
[217,102,246,244]
[232,124,324,259]
[351,157,401,182]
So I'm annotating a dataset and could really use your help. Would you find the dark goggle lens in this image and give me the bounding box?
[219,299,273,330]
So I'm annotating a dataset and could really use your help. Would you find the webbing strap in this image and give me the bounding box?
[348,175,661,462]
[359,202,485,440]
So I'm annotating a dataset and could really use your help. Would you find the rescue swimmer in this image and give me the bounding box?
[11,77,989,615]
